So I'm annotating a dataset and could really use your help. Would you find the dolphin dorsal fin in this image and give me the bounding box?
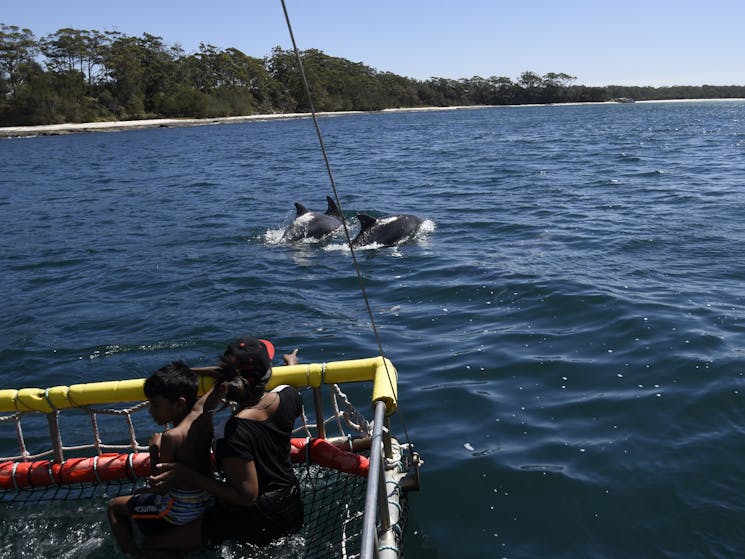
[325,196,342,219]
[357,214,377,233]
[294,202,310,216]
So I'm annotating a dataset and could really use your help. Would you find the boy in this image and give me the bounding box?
[107,361,217,556]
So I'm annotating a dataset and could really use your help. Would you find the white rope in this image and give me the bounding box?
[15,414,29,461]
[0,402,151,463]
[89,409,102,454]
[332,384,371,436]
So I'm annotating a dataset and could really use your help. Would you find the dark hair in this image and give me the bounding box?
[221,371,267,408]
[143,361,198,409]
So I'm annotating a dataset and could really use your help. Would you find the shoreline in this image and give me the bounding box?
[2,99,744,138]
[0,106,489,138]
[0,112,338,138]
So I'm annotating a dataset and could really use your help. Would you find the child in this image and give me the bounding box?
[141,338,304,556]
[107,361,220,556]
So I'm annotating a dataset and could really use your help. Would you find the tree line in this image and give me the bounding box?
[2,23,745,127]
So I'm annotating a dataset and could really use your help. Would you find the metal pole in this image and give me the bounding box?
[377,445,390,531]
[360,400,388,559]
[47,411,64,463]
[312,387,326,439]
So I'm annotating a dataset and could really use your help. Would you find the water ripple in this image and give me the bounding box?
[3,101,745,559]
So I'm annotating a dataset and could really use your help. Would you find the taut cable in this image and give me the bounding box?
[280,0,410,445]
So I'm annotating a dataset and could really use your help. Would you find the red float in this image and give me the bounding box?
[0,437,367,490]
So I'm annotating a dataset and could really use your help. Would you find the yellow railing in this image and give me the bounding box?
[0,357,398,416]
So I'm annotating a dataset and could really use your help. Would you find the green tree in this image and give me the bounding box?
[102,31,145,115]
[487,76,516,104]
[3,60,60,125]
[40,28,107,89]
[426,77,469,106]
[517,71,543,89]
[376,72,421,107]
[542,72,576,88]
[41,28,87,74]
[0,24,37,97]
[102,32,180,117]
[218,47,285,113]
[266,46,306,111]
[174,44,285,117]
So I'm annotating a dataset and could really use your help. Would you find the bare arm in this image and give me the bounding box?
[283,348,299,366]
[191,380,227,415]
[194,349,298,375]
[150,457,258,507]
[191,366,222,377]
[148,432,162,477]
[150,380,258,506]
[157,431,177,464]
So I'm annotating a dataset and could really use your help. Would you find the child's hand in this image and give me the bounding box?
[149,462,190,492]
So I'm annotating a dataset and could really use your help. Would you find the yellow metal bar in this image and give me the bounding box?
[0,357,398,415]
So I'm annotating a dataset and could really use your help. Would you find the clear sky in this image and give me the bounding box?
[4,0,745,87]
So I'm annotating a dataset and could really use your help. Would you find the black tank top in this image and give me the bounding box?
[214,385,302,493]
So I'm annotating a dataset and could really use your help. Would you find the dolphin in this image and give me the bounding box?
[351,213,424,247]
[281,196,344,242]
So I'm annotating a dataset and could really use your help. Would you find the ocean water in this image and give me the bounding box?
[2,101,745,558]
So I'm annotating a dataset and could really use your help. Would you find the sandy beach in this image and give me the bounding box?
[2,99,743,138]
[0,112,342,138]
[0,107,485,138]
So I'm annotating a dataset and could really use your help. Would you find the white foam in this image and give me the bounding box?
[263,227,286,245]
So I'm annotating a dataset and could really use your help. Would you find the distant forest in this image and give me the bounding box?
[2,23,745,127]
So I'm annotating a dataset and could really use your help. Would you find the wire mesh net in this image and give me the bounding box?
[0,382,411,558]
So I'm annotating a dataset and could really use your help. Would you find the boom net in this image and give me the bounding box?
[0,400,150,503]
[0,360,419,559]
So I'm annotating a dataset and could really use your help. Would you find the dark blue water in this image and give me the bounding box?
[2,101,745,558]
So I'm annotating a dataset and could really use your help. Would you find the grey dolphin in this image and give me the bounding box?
[351,213,424,247]
[282,196,343,242]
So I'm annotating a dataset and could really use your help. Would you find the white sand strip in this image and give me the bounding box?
[0,112,362,138]
[3,100,743,138]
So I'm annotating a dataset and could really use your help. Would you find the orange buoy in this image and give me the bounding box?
[290,437,369,477]
[0,453,151,489]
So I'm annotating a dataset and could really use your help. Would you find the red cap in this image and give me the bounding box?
[221,336,274,381]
